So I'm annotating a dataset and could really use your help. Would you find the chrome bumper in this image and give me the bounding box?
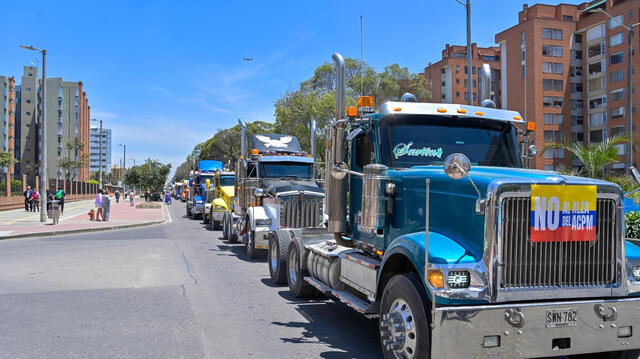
[431,297,640,358]
[193,206,204,214]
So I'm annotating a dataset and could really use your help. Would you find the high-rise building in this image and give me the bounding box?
[89,127,111,176]
[14,66,91,181]
[423,43,502,107]
[0,76,16,178]
[496,0,640,170]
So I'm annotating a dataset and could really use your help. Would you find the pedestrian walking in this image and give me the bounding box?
[129,190,135,206]
[23,186,33,212]
[115,190,121,203]
[95,189,103,221]
[144,191,149,202]
[32,189,40,212]
[102,191,111,221]
[54,187,66,214]
[164,191,172,205]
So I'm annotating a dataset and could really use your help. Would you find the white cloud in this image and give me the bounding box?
[91,110,118,120]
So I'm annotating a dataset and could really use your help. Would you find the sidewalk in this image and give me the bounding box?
[0,198,166,239]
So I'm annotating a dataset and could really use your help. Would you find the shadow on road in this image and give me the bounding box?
[260,277,285,288]
[271,299,381,359]
[208,243,266,263]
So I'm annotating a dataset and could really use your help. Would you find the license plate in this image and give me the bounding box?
[545,308,578,328]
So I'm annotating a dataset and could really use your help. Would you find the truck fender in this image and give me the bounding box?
[377,245,426,302]
[247,206,273,232]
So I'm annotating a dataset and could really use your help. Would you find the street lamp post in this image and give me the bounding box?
[91,118,103,189]
[118,144,126,171]
[20,45,47,222]
[455,0,473,105]
[591,8,639,169]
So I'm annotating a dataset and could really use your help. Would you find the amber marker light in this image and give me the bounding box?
[251,148,259,155]
[347,106,358,117]
[513,115,522,121]
[527,122,536,131]
[474,111,484,116]
[437,108,447,113]
[457,109,467,114]
[428,270,445,289]
[357,96,374,108]
[393,107,402,112]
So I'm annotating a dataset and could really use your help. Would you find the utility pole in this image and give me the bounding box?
[91,118,103,189]
[118,144,126,171]
[20,45,47,222]
[455,0,473,105]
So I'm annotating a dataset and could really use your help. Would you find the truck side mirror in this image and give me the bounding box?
[444,153,471,180]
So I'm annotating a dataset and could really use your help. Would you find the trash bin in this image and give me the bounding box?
[47,200,61,224]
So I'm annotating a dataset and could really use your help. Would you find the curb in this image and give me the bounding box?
[0,218,166,240]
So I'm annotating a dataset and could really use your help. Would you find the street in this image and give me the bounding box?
[0,201,380,359]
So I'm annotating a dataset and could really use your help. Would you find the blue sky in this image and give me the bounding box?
[0,0,570,173]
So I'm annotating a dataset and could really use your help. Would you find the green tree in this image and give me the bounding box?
[199,121,274,165]
[58,139,89,180]
[548,134,628,179]
[126,159,171,193]
[0,151,18,169]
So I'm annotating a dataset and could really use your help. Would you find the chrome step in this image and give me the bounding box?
[304,276,332,295]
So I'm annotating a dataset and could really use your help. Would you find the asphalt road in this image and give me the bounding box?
[0,201,380,359]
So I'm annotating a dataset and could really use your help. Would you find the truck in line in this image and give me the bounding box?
[186,160,223,219]
[204,170,236,230]
[269,53,640,358]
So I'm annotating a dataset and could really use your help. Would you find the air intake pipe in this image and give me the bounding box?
[479,63,496,108]
[239,118,247,160]
[310,119,317,160]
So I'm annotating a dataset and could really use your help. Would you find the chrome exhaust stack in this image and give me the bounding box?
[479,63,496,108]
[327,53,348,234]
[238,118,247,160]
[310,119,317,160]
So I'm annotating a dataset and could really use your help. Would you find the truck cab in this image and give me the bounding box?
[186,160,222,219]
[205,170,236,230]
[279,53,640,359]
[226,123,325,261]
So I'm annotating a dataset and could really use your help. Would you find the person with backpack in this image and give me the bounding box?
[102,191,112,221]
[115,190,121,203]
[31,190,40,212]
[54,187,65,214]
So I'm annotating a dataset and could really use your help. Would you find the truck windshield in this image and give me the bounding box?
[378,115,522,168]
[220,176,235,186]
[260,162,313,179]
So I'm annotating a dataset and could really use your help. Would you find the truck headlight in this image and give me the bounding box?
[447,270,470,289]
[633,265,640,281]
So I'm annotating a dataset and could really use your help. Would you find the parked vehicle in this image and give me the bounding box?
[186,160,223,219]
[226,120,325,260]
[272,53,640,359]
[205,170,236,230]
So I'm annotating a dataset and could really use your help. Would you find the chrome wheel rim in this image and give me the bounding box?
[288,247,298,284]
[270,240,278,272]
[380,298,417,359]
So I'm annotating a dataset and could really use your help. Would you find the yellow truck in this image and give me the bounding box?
[205,171,236,230]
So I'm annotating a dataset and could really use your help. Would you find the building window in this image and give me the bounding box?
[521,64,526,77]
[544,130,564,142]
[441,68,446,74]
[572,50,583,60]
[608,15,623,29]
[610,33,624,47]
[570,66,583,77]
[456,91,460,97]
[441,81,446,86]
[611,125,625,136]
[588,61,605,75]
[542,45,563,57]
[441,94,446,100]
[610,52,624,65]
[571,82,583,93]
[563,15,574,22]
[589,111,607,127]
[610,88,625,101]
[543,79,563,91]
[574,33,582,43]
[544,148,564,159]
[610,70,625,83]
[456,78,460,84]
[588,95,607,109]
[590,129,605,143]
[586,23,605,41]
[482,55,499,61]
[611,107,625,118]
[588,77,606,92]
[573,132,584,142]
[543,96,563,108]
[544,113,564,125]
[542,28,563,40]
[588,42,606,58]
[543,62,563,74]
[572,99,584,110]
[572,116,584,125]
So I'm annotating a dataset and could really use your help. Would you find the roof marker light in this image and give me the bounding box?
[437,108,447,113]
[475,111,484,116]
[513,115,522,120]
[457,109,467,114]
[393,107,402,112]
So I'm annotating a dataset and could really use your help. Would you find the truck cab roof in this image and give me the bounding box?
[377,101,524,125]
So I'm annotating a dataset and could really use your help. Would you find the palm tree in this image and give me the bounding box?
[548,134,629,179]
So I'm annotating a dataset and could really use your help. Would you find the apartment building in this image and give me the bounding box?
[89,127,112,175]
[496,0,639,170]
[1,76,16,178]
[14,66,91,181]
[423,43,502,106]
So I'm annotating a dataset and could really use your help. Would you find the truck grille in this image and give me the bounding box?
[501,197,618,289]
[279,194,323,229]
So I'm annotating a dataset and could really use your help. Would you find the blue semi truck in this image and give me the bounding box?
[186,160,223,219]
[267,53,640,358]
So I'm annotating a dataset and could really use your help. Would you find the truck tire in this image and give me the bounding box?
[186,206,191,217]
[268,231,290,285]
[379,273,430,359]
[287,242,314,298]
[203,213,210,224]
[570,350,640,359]
[246,231,258,259]
[213,219,221,230]
[226,214,238,243]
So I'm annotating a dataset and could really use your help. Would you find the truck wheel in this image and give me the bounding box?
[186,206,191,217]
[379,273,430,359]
[268,231,290,285]
[203,214,210,224]
[570,350,640,359]
[222,214,230,240]
[287,242,314,298]
[213,219,221,230]
[246,231,258,259]
[226,214,238,243]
